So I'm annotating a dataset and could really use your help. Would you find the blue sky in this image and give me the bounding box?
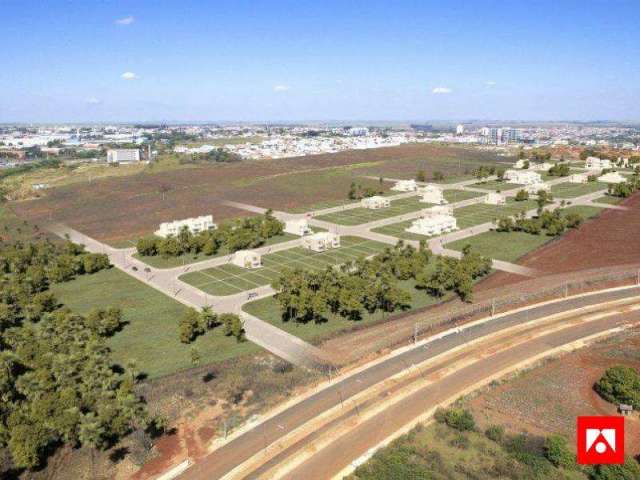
[1,0,639,122]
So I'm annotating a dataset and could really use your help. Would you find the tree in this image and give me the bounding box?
[594,365,640,408]
[348,182,357,200]
[434,408,475,431]
[178,308,204,343]
[589,456,640,479]
[220,313,245,341]
[416,170,426,182]
[515,189,529,201]
[433,171,445,181]
[543,435,574,469]
[190,347,201,367]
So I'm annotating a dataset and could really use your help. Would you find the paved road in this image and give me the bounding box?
[176,286,640,480]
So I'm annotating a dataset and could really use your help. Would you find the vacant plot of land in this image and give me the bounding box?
[13,144,506,245]
[50,268,259,378]
[371,219,438,242]
[132,232,299,269]
[243,277,440,344]
[446,230,554,263]
[594,195,624,205]
[471,180,520,191]
[550,181,607,198]
[180,236,389,296]
[315,196,431,226]
[454,199,538,229]
[561,205,604,219]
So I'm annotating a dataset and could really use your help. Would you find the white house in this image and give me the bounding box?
[419,184,447,204]
[585,156,611,171]
[569,173,589,184]
[405,215,458,236]
[503,169,542,185]
[231,250,262,269]
[599,172,626,184]
[525,183,551,195]
[284,218,313,236]
[361,195,390,209]
[107,149,141,164]
[391,179,418,192]
[529,162,554,172]
[155,215,217,238]
[302,232,341,252]
[514,159,527,169]
[484,192,506,205]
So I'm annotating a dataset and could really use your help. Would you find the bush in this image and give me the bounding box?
[434,407,476,431]
[594,365,640,408]
[515,189,529,201]
[485,424,505,443]
[543,434,574,469]
[589,456,640,479]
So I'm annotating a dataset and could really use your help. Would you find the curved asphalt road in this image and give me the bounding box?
[178,285,640,480]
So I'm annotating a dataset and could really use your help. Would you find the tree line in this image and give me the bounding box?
[136,212,285,259]
[178,307,244,344]
[0,239,153,471]
[496,208,584,237]
[272,241,491,325]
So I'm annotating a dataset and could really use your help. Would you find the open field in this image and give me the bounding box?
[446,230,554,263]
[180,236,389,296]
[454,199,538,229]
[550,181,607,198]
[315,196,432,225]
[243,277,439,344]
[466,327,640,458]
[471,180,520,191]
[132,232,299,269]
[594,194,624,204]
[50,268,259,378]
[12,144,508,245]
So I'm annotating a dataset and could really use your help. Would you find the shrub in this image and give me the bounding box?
[485,424,505,443]
[434,407,476,431]
[594,365,640,409]
[543,434,574,469]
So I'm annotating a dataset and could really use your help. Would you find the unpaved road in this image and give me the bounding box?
[177,286,640,480]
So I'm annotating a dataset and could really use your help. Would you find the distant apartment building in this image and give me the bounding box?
[155,215,217,238]
[455,124,465,135]
[480,127,521,145]
[107,148,141,164]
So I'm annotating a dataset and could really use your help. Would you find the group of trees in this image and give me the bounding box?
[0,239,149,470]
[496,208,583,237]
[180,148,241,165]
[178,307,244,343]
[348,182,383,200]
[272,242,492,325]
[547,163,571,177]
[136,212,284,259]
[594,365,640,409]
[473,165,503,181]
[415,170,445,182]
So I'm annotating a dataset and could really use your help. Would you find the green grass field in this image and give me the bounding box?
[243,277,441,344]
[453,199,538,229]
[50,268,259,379]
[593,195,624,205]
[561,205,604,219]
[132,232,299,269]
[550,181,607,198]
[180,236,390,296]
[446,230,553,262]
[471,180,520,191]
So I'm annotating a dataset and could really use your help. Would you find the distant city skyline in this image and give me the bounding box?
[1,0,639,122]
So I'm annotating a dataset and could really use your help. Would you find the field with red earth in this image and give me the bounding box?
[477,193,640,291]
[466,326,640,457]
[12,144,506,246]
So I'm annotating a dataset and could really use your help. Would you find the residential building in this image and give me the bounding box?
[405,215,458,236]
[231,250,262,269]
[284,218,313,236]
[361,195,390,209]
[484,192,506,205]
[107,148,141,164]
[599,172,626,184]
[529,162,553,172]
[155,215,217,238]
[419,184,447,204]
[391,179,418,192]
[514,159,527,169]
[525,182,551,195]
[569,173,589,184]
[302,232,341,252]
[585,156,611,170]
[455,124,465,135]
[504,169,542,185]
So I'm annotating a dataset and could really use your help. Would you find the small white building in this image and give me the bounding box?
[503,169,542,185]
[529,162,554,172]
[525,183,551,195]
[155,215,217,238]
[484,192,506,205]
[391,179,418,192]
[231,250,262,269]
[107,149,141,164]
[302,232,341,252]
[514,159,527,169]
[599,172,626,184]
[569,173,589,184]
[361,195,390,209]
[585,156,611,171]
[406,215,458,237]
[284,218,313,236]
[419,184,447,204]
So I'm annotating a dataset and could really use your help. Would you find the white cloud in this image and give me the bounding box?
[85,97,101,104]
[273,84,290,92]
[432,87,452,94]
[485,80,496,87]
[121,72,138,80]
[115,15,135,25]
